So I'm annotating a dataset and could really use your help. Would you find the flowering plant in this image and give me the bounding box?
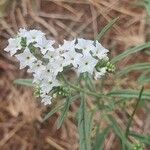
[4,25,150,150]
[5,28,114,105]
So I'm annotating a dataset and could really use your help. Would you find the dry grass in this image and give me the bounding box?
[0,0,149,149]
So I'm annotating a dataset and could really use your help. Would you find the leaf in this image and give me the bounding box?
[108,115,128,150]
[78,93,92,150]
[117,63,150,77]
[14,79,33,87]
[57,96,71,129]
[129,132,150,145]
[144,0,150,16]
[139,77,150,84]
[107,89,150,100]
[83,73,96,92]
[138,72,150,84]
[93,126,110,150]
[125,87,144,138]
[111,42,150,64]
[43,104,63,122]
[43,95,79,122]
[95,17,119,41]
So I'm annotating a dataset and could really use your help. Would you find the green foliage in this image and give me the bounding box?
[57,95,71,129]
[78,93,93,150]
[129,132,150,145]
[117,63,150,77]
[92,126,110,150]
[13,12,150,150]
[43,95,79,122]
[143,0,150,16]
[138,72,150,84]
[14,79,33,87]
[95,17,119,41]
[107,89,150,100]
[111,42,150,64]
[108,115,131,150]
[125,87,144,138]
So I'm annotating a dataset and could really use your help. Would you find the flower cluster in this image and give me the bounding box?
[4,29,109,105]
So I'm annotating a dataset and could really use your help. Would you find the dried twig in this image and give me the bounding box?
[27,0,58,37]
[46,137,66,150]
[0,121,26,147]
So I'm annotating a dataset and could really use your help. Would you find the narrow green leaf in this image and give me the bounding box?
[138,72,150,84]
[43,95,79,122]
[139,77,150,84]
[111,42,150,64]
[93,126,110,150]
[107,89,150,100]
[95,17,119,41]
[144,0,150,16]
[117,63,150,77]
[78,93,92,150]
[126,87,144,137]
[43,104,63,122]
[14,79,33,87]
[129,132,150,145]
[57,96,71,129]
[108,115,128,150]
[84,73,96,92]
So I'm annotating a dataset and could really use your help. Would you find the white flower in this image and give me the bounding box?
[77,52,98,75]
[4,28,110,105]
[18,28,45,45]
[62,50,82,68]
[49,57,65,76]
[90,41,108,59]
[40,78,60,94]
[28,60,45,73]
[34,37,55,54]
[18,28,28,37]
[75,38,95,54]
[59,40,82,68]
[4,37,22,56]
[44,50,60,62]
[28,61,46,83]
[94,67,106,80]
[41,95,52,105]
[39,63,54,81]
[60,39,76,52]
[15,47,36,69]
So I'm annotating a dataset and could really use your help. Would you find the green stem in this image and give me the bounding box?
[60,73,105,98]
[69,83,104,98]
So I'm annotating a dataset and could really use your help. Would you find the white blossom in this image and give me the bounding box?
[44,50,60,62]
[49,57,65,76]
[15,48,36,69]
[94,67,107,80]
[4,28,109,105]
[75,38,94,53]
[90,41,108,59]
[34,37,55,54]
[77,52,98,75]
[41,95,52,105]
[28,60,45,73]
[40,78,60,94]
[4,37,22,56]
[18,28,45,45]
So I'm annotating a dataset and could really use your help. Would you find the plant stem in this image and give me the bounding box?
[69,83,104,98]
[60,73,105,98]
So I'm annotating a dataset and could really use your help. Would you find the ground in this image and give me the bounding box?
[0,0,149,150]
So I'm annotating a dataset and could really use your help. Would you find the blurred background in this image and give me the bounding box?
[0,0,149,149]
